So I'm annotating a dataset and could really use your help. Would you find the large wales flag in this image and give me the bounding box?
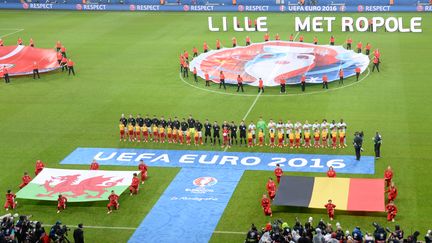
[16,168,139,202]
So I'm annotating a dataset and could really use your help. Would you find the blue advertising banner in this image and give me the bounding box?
[0,2,431,12]
[128,168,244,243]
[60,147,375,174]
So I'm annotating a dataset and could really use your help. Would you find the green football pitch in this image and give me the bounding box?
[0,10,431,242]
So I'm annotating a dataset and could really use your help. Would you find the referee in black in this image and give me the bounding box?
[195,119,203,141]
[353,131,364,160]
[230,121,238,145]
[239,120,247,146]
[212,121,221,145]
[373,131,382,159]
[204,119,212,144]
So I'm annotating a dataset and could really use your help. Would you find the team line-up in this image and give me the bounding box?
[119,114,348,149]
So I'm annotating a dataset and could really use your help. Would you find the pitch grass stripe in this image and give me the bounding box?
[0,29,24,38]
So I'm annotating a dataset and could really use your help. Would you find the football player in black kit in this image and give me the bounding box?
[160,116,167,128]
[119,114,127,127]
[128,114,136,126]
[188,115,195,136]
[136,114,144,128]
[204,119,212,144]
[212,121,221,145]
[195,119,203,145]
[167,118,173,129]
[152,115,160,127]
[180,118,189,134]
[239,120,247,145]
[144,114,152,136]
[173,116,181,130]
[230,121,238,145]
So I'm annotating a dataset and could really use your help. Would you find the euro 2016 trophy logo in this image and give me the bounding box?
[193,177,218,187]
[189,41,369,86]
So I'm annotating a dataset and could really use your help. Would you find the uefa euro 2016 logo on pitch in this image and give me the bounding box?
[193,177,218,187]
[189,41,369,86]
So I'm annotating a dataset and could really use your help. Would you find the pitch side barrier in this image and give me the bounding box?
[1,3,432,12]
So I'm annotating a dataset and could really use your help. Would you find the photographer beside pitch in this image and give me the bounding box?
[73,223,85,243]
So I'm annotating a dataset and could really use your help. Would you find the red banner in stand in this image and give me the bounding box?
[0,45,60,77]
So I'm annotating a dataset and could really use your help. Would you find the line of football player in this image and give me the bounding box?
[119,114,349,149]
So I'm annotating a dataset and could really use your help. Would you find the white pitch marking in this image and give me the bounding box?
[0,29,24,39]
[179,68,370,98]
[41,224,247,235]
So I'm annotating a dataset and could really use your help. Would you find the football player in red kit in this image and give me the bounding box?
[57,194,68,213]
[327,166,336,178]
[194,132,199,146]
[222,128,230,148]
[134,125,141,142]
[129,173,140,196]
[324,199,336,221]
[35,160,45,175]
[387,182,398,202]
[107,190,119,214]
[185,130,191,145]
[90,160,99,170]
[384,166,393,187]
[261,194,272,216]
[386,200,397,222]
[19,172,32,189]
[277,132,284,148]
[4,190,17,211]
[266,178,276,200]
[138,160,148,185]
[274,164,283,184]
[178,130,184,144]
[269,131,275,148]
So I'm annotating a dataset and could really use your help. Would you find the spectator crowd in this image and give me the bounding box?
[245,217,431,243]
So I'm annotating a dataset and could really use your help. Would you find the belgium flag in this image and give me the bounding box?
[273,176,385,212]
